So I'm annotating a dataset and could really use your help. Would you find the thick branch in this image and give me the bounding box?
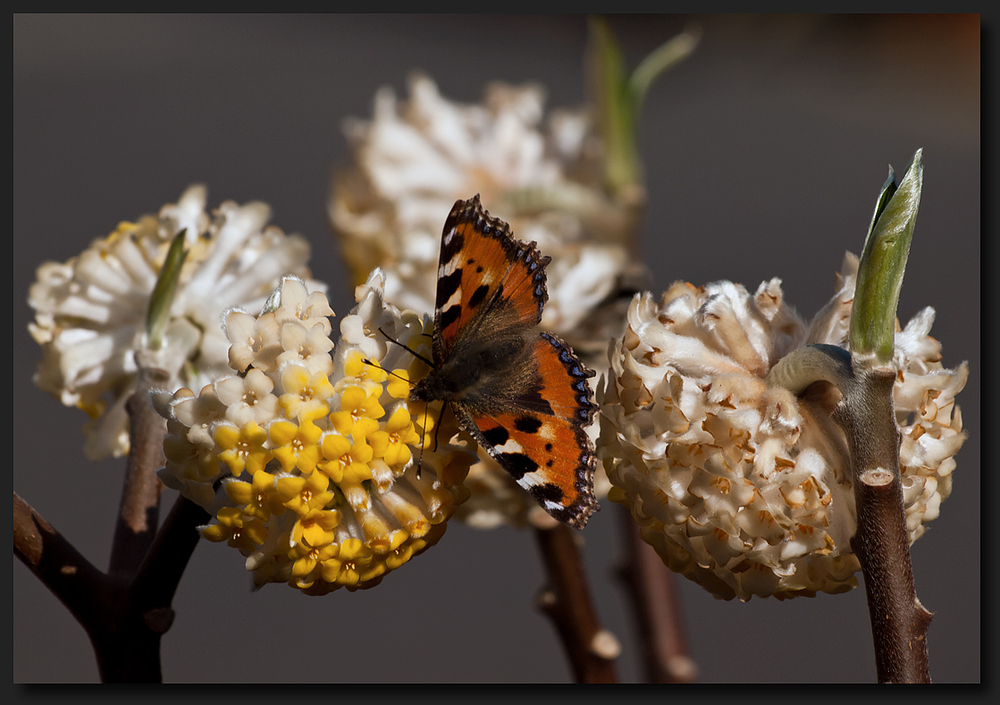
[131,493,209,609]
[615,504,696,683]
[108,366,169,577]
[533,522,619,683]
[15,364,207,682]
[89,494,206,683]
[14,492,108,625]
[15,491,206,683]
[834,366,932,683]
[87,491,207,682]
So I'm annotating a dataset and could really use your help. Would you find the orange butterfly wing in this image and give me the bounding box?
[452,332,599,528]
[432,195,547,365]
[413,195,599,529]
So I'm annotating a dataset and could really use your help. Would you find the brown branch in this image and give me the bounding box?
[131,493,209,609]
[615,504,696,683]
[14,491,158,680]
[833,366,932,683]
[532,521,619,683]
[90,493,208,683]
[14,487,207,683]
[15,363,208,682]
[108,365,169,577]
[14,491,107,624]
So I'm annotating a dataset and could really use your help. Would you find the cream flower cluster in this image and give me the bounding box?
[599,253,968,601]
[331,74,636,527]
[28,185,320,460]
[155,274,475,594]
[330,73,631,337]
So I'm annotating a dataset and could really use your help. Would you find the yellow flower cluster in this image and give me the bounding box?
[156,273,474,594]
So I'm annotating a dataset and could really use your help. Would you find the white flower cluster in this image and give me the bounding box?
[330,73,631,337]
[600,254,967,600]
[29,185,321,459]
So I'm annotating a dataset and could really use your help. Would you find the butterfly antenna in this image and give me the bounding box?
[377,327,434,367]
[433,402,447,453]
[414,400,451,480]
[357,355,429,480]
[361,358,414,388]
[416,405,428,480]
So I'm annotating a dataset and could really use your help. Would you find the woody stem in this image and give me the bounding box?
[833,366,932,683]
[532,522,619,683]
[615,504,696,682]
[13,364,208,682]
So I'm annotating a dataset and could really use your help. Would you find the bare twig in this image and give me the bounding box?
[91,493,208,683]
[14,364,208,682]
[14,491,106,623]
[14,481,207,683]
[109,365,169,577]
[833,366,932,683]
[532,521,619,683]
[615,504,696,683]
[14,490,163,681]
[132,493,209,610]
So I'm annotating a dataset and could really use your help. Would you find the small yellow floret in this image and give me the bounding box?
[216,421,271,476]
[386,369,412,399]
[277,472,334,515]
[344,349,389,384]
[270,419,323,474]
[330,386,386,436]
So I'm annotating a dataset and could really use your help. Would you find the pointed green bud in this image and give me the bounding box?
[629,24,701,116]
[850,149,923,364]
[260,287,282,315]
[146,229,188,350]
[259,276,306,318]
[588,15,637,196]
[587,17,699,198]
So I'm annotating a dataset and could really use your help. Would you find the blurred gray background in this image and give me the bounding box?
[13,14,980,683]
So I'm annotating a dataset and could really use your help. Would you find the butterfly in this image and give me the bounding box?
[409,195,600,529]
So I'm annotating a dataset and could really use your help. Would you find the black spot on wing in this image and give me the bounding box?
[498,452,538,481]
[436,268,463,312]
[439,304,460,333]
[441,232,465,264]
[481,426,509,448]
[514,416,542,434]
[529,482,565,504]
[468,283,490,310]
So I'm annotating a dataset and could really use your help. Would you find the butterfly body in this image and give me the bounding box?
[410,195,599,529]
